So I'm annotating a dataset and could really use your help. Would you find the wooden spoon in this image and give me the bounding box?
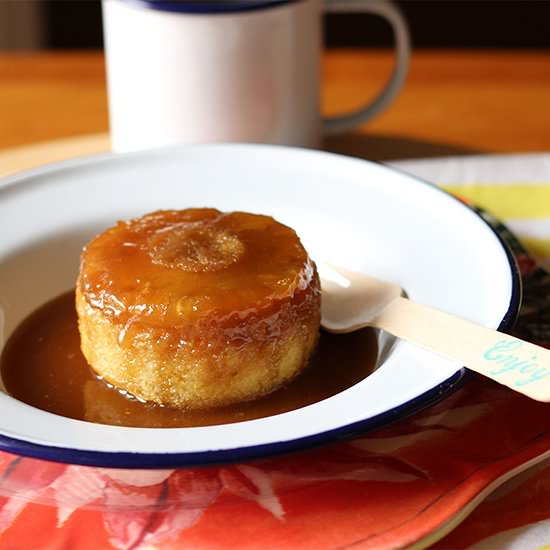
[319,263,550,402]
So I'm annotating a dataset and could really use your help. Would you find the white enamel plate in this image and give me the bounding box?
[0,144,520,467]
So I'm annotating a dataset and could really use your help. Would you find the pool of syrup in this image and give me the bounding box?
[0,292,378,428]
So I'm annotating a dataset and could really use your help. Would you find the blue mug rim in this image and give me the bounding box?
[116,0,301,14]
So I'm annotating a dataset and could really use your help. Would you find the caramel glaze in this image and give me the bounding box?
[78,208,317,340]
[0,291,378,428]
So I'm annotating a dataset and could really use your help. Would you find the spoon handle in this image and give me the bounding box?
[373,296,550,402]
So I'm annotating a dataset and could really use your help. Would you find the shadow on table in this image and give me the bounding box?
[323,133,481,162]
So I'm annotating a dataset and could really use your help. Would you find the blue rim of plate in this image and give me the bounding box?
[118,0,298,14]
[0,158,522,469]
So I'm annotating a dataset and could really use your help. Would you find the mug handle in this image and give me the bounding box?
[322,0,411,134]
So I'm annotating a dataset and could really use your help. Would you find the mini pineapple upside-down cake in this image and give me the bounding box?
[76,208,321,410]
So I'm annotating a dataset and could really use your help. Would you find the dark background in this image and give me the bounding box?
[44,1,550,49]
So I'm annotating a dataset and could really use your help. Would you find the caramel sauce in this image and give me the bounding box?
[0,292,378,428]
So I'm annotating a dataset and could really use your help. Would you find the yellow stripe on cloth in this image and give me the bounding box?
[441,182,550,265]
[442,184,550,219]
[518,237,550,261]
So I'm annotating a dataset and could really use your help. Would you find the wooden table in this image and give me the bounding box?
[1,49,550,176]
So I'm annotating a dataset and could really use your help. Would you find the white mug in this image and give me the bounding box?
[102,0,410,153]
